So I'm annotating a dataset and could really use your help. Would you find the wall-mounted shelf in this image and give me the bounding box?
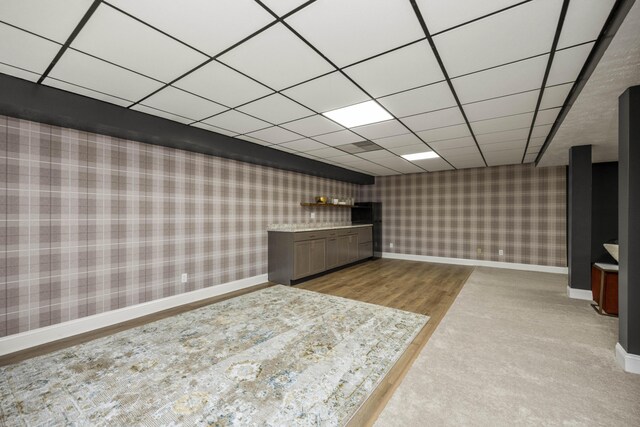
[300,202,355,208]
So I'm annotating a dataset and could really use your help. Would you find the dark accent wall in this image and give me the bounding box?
[568,145,592,290]
[591,162,618,264]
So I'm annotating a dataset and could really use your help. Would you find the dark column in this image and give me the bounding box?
[618,86,640,362]
[568,145,592,292]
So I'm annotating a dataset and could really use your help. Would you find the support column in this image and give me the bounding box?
[567,145,592,298]
[617,85,640,374]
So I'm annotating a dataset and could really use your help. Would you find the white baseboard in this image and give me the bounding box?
[0,274,268,357]
[382,252,568,274]
[616,343,640,374]
[566,286,593,301]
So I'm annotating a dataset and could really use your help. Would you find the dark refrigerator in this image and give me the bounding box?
[352,202,382,258]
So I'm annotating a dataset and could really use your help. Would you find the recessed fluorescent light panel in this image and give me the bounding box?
[322,100,392,128]
[402,151,439,161]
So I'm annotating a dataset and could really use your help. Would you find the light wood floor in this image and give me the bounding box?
[0,259,473,426]
[297,258,474,426]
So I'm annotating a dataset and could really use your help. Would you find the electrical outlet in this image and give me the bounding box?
[390,243,394,248]
[310,212,316,219]
[499,249,504,256]
[477,248,482,255]
[181,273,188,283]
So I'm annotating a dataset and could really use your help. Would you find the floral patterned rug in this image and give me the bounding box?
[0,285,428,426]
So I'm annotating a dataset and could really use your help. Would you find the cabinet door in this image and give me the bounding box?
[293,241,311,279]
[309,239,326,274]
[337,236,349,265]
[326,238,338,269]
[358,241,373,259]
[347,234,359,262]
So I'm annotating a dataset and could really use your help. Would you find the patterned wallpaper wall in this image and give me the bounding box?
[1,116,357,337]
[358,164,567,267]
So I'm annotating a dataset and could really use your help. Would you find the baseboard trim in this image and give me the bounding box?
[0,274,268,356]
[382,252,568,274]
[566,286,593,301]
[616,343,640,374]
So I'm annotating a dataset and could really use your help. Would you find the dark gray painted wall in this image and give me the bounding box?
[591,162,618,264]
[568,145,593,290]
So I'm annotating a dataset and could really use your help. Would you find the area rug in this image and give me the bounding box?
[0,285,428,426]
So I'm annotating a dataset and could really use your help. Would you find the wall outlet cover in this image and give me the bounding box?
[181,273,188,283]
[390,243,394,248]
[499,250,504,256]
[310,212,316,219]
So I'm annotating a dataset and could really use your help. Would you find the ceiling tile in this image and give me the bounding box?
[314,130,364,147]
[471,112,533,135]
[218,23,333,90]
[48,48,164,101]
[190,122,238,137]
[282,72,369,112]
[269,144,296,153]
[43,78,131,107]
[0,63,42,83]
[539,83,573,109]
[529,136,547,149]
[305,147,347,159]
[433,0,562,77]
[343,40,443,98]
[0,24,59,78]
[412,157,453,171]
[558,0,616,49]
[547,43,594,86]
[401,107,465,133]
[71,4,207,82]
[464,90,539,122]
[174,60,272,108]
[480,139,527,152]
[535,108,561,126]
[448,157,486,169]
[247,126,301,144]
[108,0,273,56]
[429,136,476,151]
[416,0,524,35]
[374,133,424,149]
[142,86,227,121]
[237,135,272,146]
[202,110,271,134]
[285,0,424,67]
[357,164,399,176]
[476,128,529,145]
[377,82,457,118]
[531,124,552,139]
[279,138,327,151]
[417,124,470,143]
[131,104,193,124]
[523,152,537,163]
[0,0,93,43]
[333,154,369,165]
[438,146,482,158]
[388,144,433,155]
[452,54,548,104]
[237,93,313,124]
[373,157,424,173]
[260,0,309,16]
[352,120,407,140]
[484,148,523,166]
[356,151,397,161]
[280,115,343,137]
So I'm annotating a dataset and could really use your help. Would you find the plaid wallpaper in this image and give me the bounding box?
[0,116,356,337]
[358,164,567,267]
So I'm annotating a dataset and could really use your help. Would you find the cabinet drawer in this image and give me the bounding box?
[359,241,373,259]
[293,230,325,242]
[357,227,372,243]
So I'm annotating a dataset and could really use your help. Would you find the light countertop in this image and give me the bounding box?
[267,224,373,232]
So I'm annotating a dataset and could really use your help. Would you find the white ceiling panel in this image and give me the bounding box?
[260,0,309,17]
[416,0,524,35]
[0,24,60,78]
[247,126,301,144]
[282,71,369,112]
[378,82,457,118]
[464,90,539,122]
[48,49,164,102]
[280,115,343,137]
[480,139,527,152]
[417,124,470,143]
[279,138,328,151]
[0,0,93,43]
[400,107,465,133]
[539,83,573,109]
[305,147,347,159]
[314,130,364,146]
[523,152,537,163]
[334,154,373,165]
[529,136,547,149]
[452,54,548,104]
[343,40,444,98]
[218,23,333,90]
[531,124,553,139]
[72,4,207,82]
[0,63,41,83]
[190,122,238,137]
[237,135,272,146]
[43,78,131,107]
[356,150,397,161]
[237,93,313,125]
[141,86,227,121]
[388,144,433,156]
[174,61,272,108]
[202,110,271,134]
[286,0,424,67]
[412,157,454,171]
[476,128,529,144]
[131,104,193,124]
[547,43,594,86]
[471,112,533,135]
[558,0,616,49]
[484,148,524,166]
[448,157,486,169]
[433,0,561,77]
[269,144,296,153]
[374,157,425,174]
[536,107,561,126]
[108,0,273,56]
[374,133,424,149]
[429,136,476,151]
[352,120,407,140]
[357,164,399,176]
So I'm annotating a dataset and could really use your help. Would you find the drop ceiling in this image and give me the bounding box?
[0,0,624,176]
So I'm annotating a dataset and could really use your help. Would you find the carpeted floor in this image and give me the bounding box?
[375,267,640,426]
[0,285,427,426]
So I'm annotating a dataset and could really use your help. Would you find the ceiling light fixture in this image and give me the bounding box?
[322,100,392,128]
[401,151,439,161]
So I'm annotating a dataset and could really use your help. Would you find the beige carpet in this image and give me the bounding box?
[376,267,640,426]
